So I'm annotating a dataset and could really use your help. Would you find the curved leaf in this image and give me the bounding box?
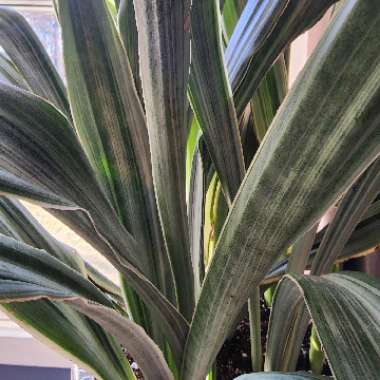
[0,197,84,272]
[0,169,77,210]
[182,1,380,378]
[0,82,145,273]
[282,272,380,380]
[4,301,137,380]
[0,198,135,380]
[230,0,338,115]
[71,299,174,380]
[225,0,289,89]
[0,7,70,114]
[0,235,166,380]
[0,83,187,358]
[0,234,111,305]
[0,52,28,89]
[266,158,380,371]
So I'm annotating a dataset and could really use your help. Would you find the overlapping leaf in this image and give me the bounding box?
[266,158,380,371]
[133,0,194,320]
[228,0,339,115]
[0,233,169,380]
[190,0,245,204]
[0,51,28,89]
[0,7,70,114]
[0,82,188,359]
[182,1,380,378]
[279,272,380,380]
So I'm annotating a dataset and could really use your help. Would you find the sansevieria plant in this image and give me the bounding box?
[0,0,379,379]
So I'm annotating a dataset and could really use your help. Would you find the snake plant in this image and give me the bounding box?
[0,0,379,379]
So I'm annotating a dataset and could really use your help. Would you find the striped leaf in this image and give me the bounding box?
[190,0,245,204]
[280,272,380,380]
[0,7,70,114]
[266,158,380,371]
[0,82,188,358]
[229,0,338,115]
[118,0,142,98]
[0,169,76,210]
[0,234,169,380]
[311,158,380,275]
[0,197,84,272]
[225,0,289,89]
[56,2,177,332]
[182,1,380,378]
[56,0,169,286]
[71,299,174,380]
[4,301,137,380]
[133,0,195,320]
[0,82,146,273]
[0,209,135,380]
[0,51,28,89]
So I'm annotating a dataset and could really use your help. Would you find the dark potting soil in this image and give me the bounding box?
[123,298,331,380]
[216,298,331,380]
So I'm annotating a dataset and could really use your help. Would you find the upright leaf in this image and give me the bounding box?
[56,0,171,291]
[182,1,380,378]
[118,0,142,98]
[133,0,195,319]
[190,0,245,204]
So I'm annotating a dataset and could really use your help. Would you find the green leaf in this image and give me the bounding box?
[248,287,262,372]
[225,0,289,89]
[182,1,380,378]
[235,373,327,380]
[0,197,84,272]
[0,8,70,115]
[190,0,245,204]
[251,55,287,143]
[229,0,338,115]
[118,0,142,99]
[4,301,137,380]
[57,0,170,286]
[282,272,380,380]
[71,299,174,380]
[0,198,136,380]
[133,0,194,320]
[264,210,380,285]
[0,169,77,210]
[266,158,380,371]
[0,235,165,380]
[0,233,111,305]
[0,51,28,89]
[0,82,187,357]
[0,82,145,273]
[222,0,244,38]
[311,158,380,275]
